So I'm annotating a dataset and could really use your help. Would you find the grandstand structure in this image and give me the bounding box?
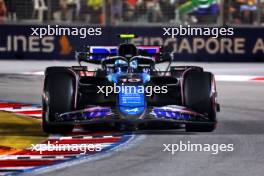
[1,0,264,26]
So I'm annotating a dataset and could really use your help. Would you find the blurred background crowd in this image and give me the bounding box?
[0,0,263,26]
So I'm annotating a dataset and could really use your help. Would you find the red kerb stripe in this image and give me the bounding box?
[0,160,56,167]
[251,77,264,81]
[16,110,42,115]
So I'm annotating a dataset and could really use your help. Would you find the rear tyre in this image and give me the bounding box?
[183,71,217,132]
[42,67,75,134]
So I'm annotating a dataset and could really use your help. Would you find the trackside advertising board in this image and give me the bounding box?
[0,25,263,62]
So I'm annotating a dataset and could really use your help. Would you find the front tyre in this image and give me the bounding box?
[183,71,217,132]
[42,67,76,134]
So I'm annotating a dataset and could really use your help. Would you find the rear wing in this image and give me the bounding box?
[76,46,161,64]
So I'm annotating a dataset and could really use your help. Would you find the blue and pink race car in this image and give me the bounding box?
[42,34,220,134]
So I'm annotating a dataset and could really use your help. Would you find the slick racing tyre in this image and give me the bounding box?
[183,71,217,132]
[42,67,76,134]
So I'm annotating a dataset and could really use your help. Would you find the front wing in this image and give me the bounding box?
[50,105,214,126]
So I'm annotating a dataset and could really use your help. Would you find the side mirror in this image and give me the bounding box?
[75,45,88,62]
[156,52,172,63]
[160,45,173,53]
[75,51,87,63]
[75,45,101,64]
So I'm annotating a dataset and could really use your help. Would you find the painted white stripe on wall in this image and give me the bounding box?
[215,75,257,82]
[6,108,42,112]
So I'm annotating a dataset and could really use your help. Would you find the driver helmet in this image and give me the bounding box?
[118,43,138,58]
[114,59,128,73]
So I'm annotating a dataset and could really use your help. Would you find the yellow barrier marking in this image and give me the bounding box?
[0,112,48,150]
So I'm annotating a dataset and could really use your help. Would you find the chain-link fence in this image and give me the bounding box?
[0,0,264,26]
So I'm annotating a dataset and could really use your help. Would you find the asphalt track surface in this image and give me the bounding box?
[0,62,264,176]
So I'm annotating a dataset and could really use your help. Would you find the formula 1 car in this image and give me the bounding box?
[42,34,220,134]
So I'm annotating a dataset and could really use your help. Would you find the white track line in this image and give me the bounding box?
[0,155,66,160]
[0,166,34,170]
[0,106,34,111]
[48,135,119,140]
[3,108,42,112]
[215,75,262,82]
[22,71,44,75]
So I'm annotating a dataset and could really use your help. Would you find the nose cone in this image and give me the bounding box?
[118,85,146,119]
